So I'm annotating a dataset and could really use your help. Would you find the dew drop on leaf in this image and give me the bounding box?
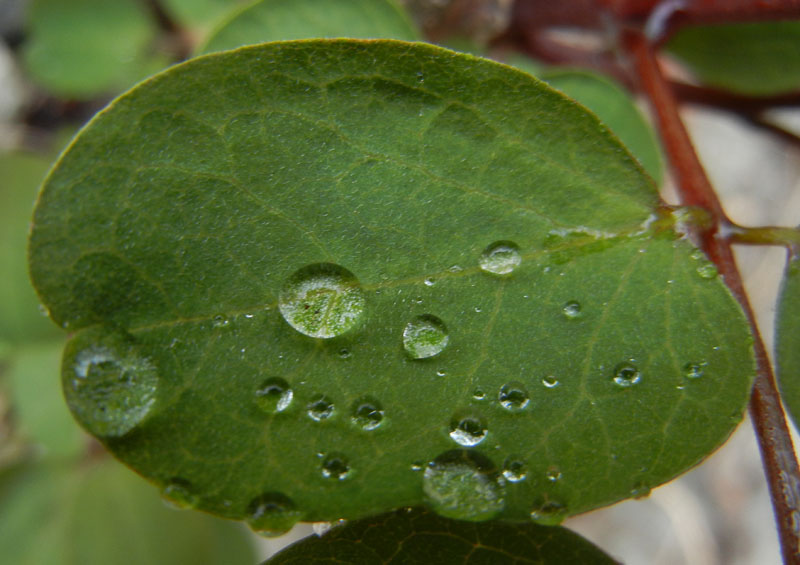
[424,277,436,287]
[696,262,719,279]
[255,377,293,414]
[684,361,707,379]
[498,382,530,411]
[449,415,488,447]
[546,466,563,482]
[307,394,335,421]
[246,492,303,537]
[321,453,351,480]
[161,478,199,510]
[542,375,560,388]
[402,314,449,359]
[472,387,486,400]
[502,457,528,482]
[562,300,582,319]
[479,241,521,275]
[212,314,229,328]
[351,397,384,431]
[423,450,505,521]
[62,328,159,437]
[613,361,641,387]
[278,263,365,339]
[630,482,652,499]
[530,500,568,525]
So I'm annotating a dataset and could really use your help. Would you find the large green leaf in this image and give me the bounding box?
[777,252,800,431]
[666,21,800,96]
[0,458,255,564]
[28,40,754,530]
[22,0,165,99]
[264,507,617,564]
[199,0,419,55]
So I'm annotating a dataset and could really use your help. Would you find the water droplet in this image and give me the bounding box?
[684,361,707,379]
[498,382,529,411]
[502,457,528,482]
[351,397,384,431]
[613,361,641,387]
[62,328,159,438]
[562,301,582,319]
[402,314,449,359]
[474,306,482,313]
[338,348,351,359]
[278,263,365,339]
[472,388,486,400]
[448,265,463,273]
[530,500,567,525]
[255,377,293,413]
[411,461,424,472]
[690,249,704,261]
[436,369,447,377]
[542,375,559,388]
[449,415,488,447]
[307,394,335,421]
[545,466,562,482]
[321,453,350,480]
[162,478,198,510]
[37,303,50,317]
[313,522,332,536]
[696,262,718,279]
[423,450,505,521]
[479,241,521,275]
[247,492,303,537]
[424,277,436,287]
[212,314,229,328]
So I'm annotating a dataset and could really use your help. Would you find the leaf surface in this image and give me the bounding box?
[777,252,800,431]
[0,458,256,564]
[29,40,754,528]
[666,21,800,96]
[264,507,617,564]
[163,0,252,32]
[199,0,419,54]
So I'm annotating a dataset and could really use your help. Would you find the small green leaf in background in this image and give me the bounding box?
[666,21,800,96]
[22,0,166,99]
[0,458,256,565]
[162,0,252,34]
[264,507,617,564]
[538,70,664,184]
[199,0,419,54]
[777,251,800,432]
[29,40,754,529]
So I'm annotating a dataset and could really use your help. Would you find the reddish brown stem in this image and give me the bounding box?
[671,82,800,112]
[624,27,800,565]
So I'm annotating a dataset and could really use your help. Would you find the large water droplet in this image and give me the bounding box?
[498,382,530,412]
[696,261,718,279]
[449,415,488,447]
[307,394,335,421]
[684,361,707,379]
[423,450,505,521]
[562,301,582,319]
[502,457,528,482]
[62,328,159,437]
[279,263,365,339]
[613,361,641,387]
[403,314,449,359]
[162,478,198,510]
[530,500,567,525]
[479,241,521,275]
[255,377,293,413]
[321,453,350,480]
[351,397,384,431]
[247,492,303,537]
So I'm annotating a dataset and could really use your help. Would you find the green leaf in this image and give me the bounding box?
[264,507,616,564]
[538,70,663,184]
[162,0,252,32]
[666,21,800,96]
[0,151,63,343]
[22,0,165,99]
[5,340,83,458]
[777,253,800,431]
[0,458,256,564]
[29,40,754,529]
[199,0,419,55]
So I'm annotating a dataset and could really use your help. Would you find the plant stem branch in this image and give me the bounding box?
[623,27,800,565]
[728,226,800,248]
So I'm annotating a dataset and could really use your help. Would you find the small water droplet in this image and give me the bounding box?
[423,450,505,521]
[63,328,159,438]
[338,348,351,359]
[502,457,528,482]
[542,375,559,388]
[448,265,463,273]
[278,263,365,339]
[162,478,198,510]
[403,314,449,359]
[255,377,293,413]
[690,249,704,261]
[545,466,562,482]
[474,306,482,313]
[411,461,423,472]
[479,241,521,275]
[631,482,651,499]
[307,394,335,421]
[684,361,707,379]
[613,361,641,387]
[449,415,488,447]
[321,453,350,480]
[313,522,332,536]
[247,492,303,537]
[424,277,436,287]
[351,397,384,431]
[436,369,447,377]
[530,500,567,525]
[498,382,529,411]
[696,262,718,279]
[472,388,486,400]
[562,301,582,319]
[212,314,229,328]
